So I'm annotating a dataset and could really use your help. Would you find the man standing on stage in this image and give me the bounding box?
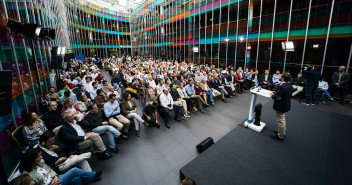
[269,73,293,141]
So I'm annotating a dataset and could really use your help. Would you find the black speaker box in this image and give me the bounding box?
[196,137,214,153]
[264,50,270,61]
[204,50,209,58]
[51,56,63,69]
[0,71,12,116]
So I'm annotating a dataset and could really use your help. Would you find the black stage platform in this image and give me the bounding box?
[180,101,352,185]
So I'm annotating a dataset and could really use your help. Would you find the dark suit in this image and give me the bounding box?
[58,121,88,153]
[212,79,228,99]
[221,76,234,95]
[76,90,91,100]
[260,74,273,90]
[271,83,293,139]
[330,71,350,104]
[303,70,322,104]
[272,83,293,113]
[40,146,67,173]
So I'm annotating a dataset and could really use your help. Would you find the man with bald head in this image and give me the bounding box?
[159,88,181,128]
[330,66,350,105]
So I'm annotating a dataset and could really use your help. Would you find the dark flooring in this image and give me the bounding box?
[181,101,352,185]
[88,71,352,185]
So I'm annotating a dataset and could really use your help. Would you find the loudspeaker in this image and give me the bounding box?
[0,71,12,116]
[264,50,270,61]
[51,56,63,69]
[135,52,138,56]
[204,50,209,58]
[64,53,75,62]
[196,137,214,153]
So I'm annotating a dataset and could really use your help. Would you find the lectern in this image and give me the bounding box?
[244,87,271,132]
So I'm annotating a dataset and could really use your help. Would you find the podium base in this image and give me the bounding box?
[244,120,266,132]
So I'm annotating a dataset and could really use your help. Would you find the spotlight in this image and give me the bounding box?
[313,44,319,49]
[225,38,230,42]
[61,46,66,56]
[39,28,49,39]
[281,41,294,51]
[7,19,24,33]
[7,19,42,38]
[23,23,41,38]
[48,29,56,40]
[51,46,66,56]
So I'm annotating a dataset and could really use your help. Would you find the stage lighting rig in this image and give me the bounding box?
[7,19,41,38]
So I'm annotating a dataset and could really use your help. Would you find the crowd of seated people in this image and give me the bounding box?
[11,55,350,184]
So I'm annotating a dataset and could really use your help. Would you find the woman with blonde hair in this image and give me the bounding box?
[61,98,84,120]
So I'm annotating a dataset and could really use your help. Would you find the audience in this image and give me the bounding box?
[38,131,93,173]
[292,73,305,96]
[8,174,34,185]
[318,78,334,104]
[84,104,123,153]
[261,70,273,90]
[181,177,197,185]
[121,92,145,137]
[59,111,112,160]
[18,148,101,185]
[23,112,47,147]
[94,89,108,110]
[76,94,92,114]
[160,88,182,128]
[11,56,349,185]
[104,94,131,137]
[61,98,84,121]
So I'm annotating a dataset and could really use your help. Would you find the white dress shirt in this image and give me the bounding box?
[148,79,157,89]
[70,120,85,137]
[159,93,173,108]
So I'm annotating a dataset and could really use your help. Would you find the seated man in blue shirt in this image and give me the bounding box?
[104,94,131,138]
[59,90,78,106]
[185,80,207,114]
[318,78,334,104]
[272,70,281,88]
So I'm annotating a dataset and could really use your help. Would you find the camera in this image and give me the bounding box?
[304,65,313,71]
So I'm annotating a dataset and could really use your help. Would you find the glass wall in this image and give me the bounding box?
[131,0,351,81]
[0,0,69,183]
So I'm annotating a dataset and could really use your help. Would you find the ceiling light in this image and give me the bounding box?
[193,46,199,53]
[281,41,294,51]
[239,36,245,42]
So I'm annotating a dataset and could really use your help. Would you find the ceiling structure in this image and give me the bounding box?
[85,0,145,14]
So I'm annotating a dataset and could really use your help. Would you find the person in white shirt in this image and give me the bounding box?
[156,79,165,96]
[97,78,103,89]
[148,76,157,89]
[90,82,98,100]
[106,86,120,100]
[159,88,181,128]
[318,78,334,104]
[83,77,93,93]
[91,70,98,80]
